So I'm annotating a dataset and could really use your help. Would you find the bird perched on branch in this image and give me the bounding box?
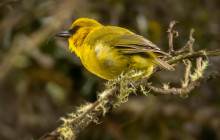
[55,18,174,80]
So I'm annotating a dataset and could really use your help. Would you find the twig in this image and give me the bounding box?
[182,60,192,87]
[196,57,202,71]
[175,29,195,55]
[144,72,219,95]
[167,50,220,64]
[167,21,178,54]
[188,29,195,53]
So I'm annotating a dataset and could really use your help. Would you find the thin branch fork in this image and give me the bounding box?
[175,29,195,55]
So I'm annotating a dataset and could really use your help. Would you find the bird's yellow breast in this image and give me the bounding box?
[76,41,154,80]
[79,41,129,79]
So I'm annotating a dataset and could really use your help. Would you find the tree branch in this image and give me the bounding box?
[167,50,220,64]
[143,72,219,95]
[167,21,178,54]
[39,86,119,140]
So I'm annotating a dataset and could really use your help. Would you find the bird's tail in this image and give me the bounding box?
[153,58,174,71]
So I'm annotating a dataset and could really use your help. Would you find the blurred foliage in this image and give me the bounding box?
[0,0,219,140]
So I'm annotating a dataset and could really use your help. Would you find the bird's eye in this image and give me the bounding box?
[69,26,80,34]
[74,26,80,31]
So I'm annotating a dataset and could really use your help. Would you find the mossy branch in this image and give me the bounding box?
[39,21,220,140]
[167,50,220,64]
[143,71,219,95]
[39,87,119,140]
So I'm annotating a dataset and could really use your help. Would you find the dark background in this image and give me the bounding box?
[0,0,219,140]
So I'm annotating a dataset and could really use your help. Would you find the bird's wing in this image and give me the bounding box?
[112,32,174,70]
[113,32,169,56]
[90,26,173,71]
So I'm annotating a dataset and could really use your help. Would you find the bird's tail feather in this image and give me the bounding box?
[153,58,174,71]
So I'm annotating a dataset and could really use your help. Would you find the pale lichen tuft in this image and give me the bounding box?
[190,60,209,81]
[162,82,170,90]
[140,85,150,96]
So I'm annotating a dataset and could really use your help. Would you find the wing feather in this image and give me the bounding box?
[114,33,169,56]
[89,26,173,71]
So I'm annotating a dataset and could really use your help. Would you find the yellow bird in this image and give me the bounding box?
[55,18,174,80]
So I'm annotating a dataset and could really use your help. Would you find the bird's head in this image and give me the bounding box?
[55,18,102,53]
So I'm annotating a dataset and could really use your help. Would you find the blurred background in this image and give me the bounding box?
[0,0,220,140]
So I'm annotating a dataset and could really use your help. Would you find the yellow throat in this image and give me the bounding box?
[68,18,103,57]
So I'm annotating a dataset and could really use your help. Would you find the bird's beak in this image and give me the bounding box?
[55,31,71,38]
